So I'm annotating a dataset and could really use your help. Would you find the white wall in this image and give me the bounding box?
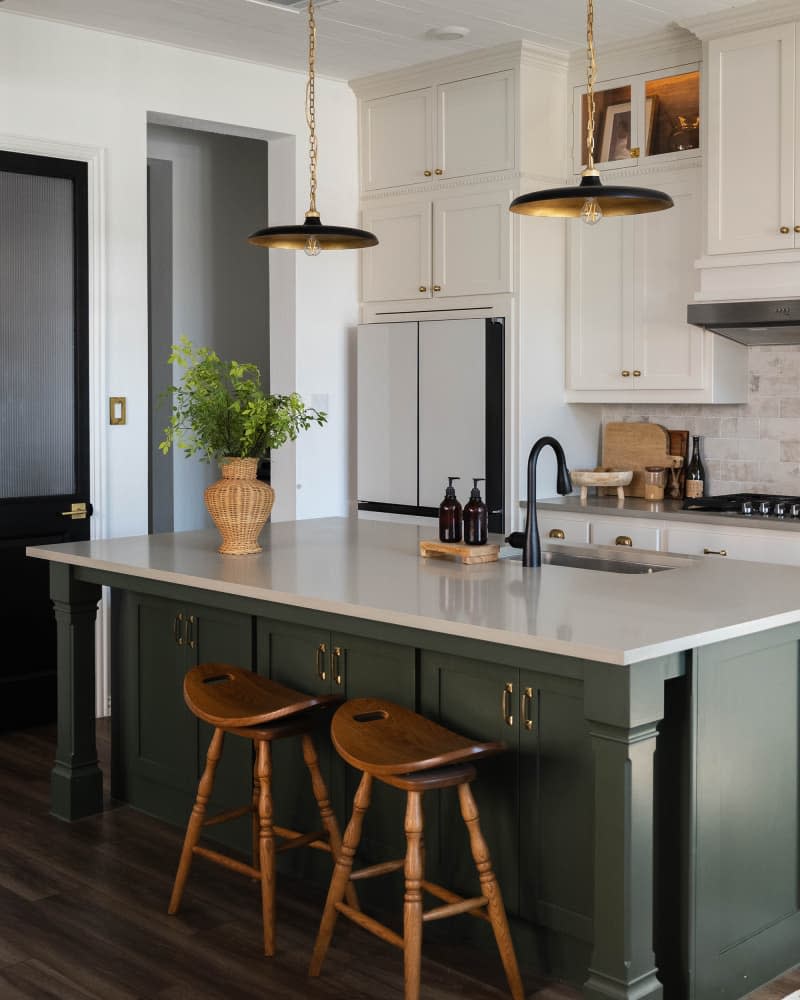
[0,12,359,538]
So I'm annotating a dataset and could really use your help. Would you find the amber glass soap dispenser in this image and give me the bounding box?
[439,477,462,542]
[463,478,488,545]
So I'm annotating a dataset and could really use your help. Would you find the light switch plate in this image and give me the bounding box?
[109,396,126,425]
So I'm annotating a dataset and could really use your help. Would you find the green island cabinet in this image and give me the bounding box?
[39,549,800,1000]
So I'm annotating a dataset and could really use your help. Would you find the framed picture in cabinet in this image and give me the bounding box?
[599,97,658,161]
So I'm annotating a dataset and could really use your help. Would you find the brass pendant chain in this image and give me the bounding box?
[585,0,597,172]
[305,0,319,217]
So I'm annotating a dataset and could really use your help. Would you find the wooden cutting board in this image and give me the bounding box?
[601,422,680,497]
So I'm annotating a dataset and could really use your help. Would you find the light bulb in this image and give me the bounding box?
[581,198,603,225]
[304,236,321,256]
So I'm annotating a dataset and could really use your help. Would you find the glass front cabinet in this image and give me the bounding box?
[573,64,700,173]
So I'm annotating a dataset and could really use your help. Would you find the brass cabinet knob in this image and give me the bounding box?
[434,168,444,175]
[418,286,427,293]
[780,226,790,234]
[795,226,800,233]
[432,284,442,292]
[615,535,633,546]
[621,370,631,377]
[703,547,727,556]
[629,147,641,158]
[548,528,565,539]
[423,170,432,177]
[633,369,642,377]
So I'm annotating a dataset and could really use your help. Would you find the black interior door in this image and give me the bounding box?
[0,151,90,729]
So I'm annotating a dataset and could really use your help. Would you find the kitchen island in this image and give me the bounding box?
[28,517,800,1000]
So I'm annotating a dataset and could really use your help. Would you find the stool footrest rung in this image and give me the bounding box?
[202,805,253,828]
[421,880,490,923]
[192,845,260,879]
[276,829,328,853]
[423,896,488,923]
[335,902,404,949]
[349,859,405,881]
[273,825,332,853]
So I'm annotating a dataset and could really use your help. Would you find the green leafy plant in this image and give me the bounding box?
[159,337,327,462]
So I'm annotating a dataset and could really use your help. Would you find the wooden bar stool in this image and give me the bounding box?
[168,662,356,956]
[309,697,524,1000]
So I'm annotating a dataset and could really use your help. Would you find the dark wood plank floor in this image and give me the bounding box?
[0,723,797,1000]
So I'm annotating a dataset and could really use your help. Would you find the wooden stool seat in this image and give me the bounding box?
[331,697,504,775]
[310,698,524,1000]
[168,663,354,957]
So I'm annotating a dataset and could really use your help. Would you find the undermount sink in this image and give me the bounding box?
[502,541,698,575]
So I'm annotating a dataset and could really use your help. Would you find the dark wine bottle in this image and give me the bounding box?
[685,435,705,499]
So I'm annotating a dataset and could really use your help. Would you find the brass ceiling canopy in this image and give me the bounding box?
[509,0,673,225]
[248,0,378,254]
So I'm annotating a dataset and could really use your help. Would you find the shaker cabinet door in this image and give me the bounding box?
[433,189,512,297]
[361,200,432,302]
[361,88,433,190]
[437,71,515,180]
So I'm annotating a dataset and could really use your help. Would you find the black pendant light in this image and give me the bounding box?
[248,0,378,254]
[509,0,673,225]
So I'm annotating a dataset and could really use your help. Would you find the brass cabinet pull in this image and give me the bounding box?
[521,687,534,731]
[432,284,442,292]
[423,170,432,177]
[780,226,791,234]
[186,615,196,650]
[795,226,800,233]
[703,547,727,556]
[174,613,185,646]
[501,682,514,727]
[332,646,344,687]
[616,535,633,546]
[418,286,428,293]
[316,642,328,682]
[633,369,642,377]
[434,168,444,175]
[548,528,565,539]
[621,370,631,377]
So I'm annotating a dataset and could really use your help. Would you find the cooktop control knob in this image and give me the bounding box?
[740,500,754,516]
[774,501,788,517]
[758,501,772,515]
[791,503,800,518]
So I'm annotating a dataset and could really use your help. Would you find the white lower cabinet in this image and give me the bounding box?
[665,523,800,566]
[590,516,660,551]
[537,512,590,544]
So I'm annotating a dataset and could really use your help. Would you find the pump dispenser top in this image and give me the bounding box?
[439,476,462,543]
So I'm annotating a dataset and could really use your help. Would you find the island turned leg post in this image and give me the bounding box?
[582,657,681,1000]
[49,562,103,821]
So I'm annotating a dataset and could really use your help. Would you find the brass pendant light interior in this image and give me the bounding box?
[248,0,378,254]
[509,0,673,224]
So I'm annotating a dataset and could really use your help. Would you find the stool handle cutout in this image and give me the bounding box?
[353,710,389,723]
[316,643,328,682]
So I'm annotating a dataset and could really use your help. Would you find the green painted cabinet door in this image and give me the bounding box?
[419,650,520,917]
[517,666,593,953]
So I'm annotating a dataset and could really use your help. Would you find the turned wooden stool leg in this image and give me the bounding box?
[403,790,424,1000]
[309,771,373,977]
[168,727,225,915]
[458,782,524,1000]
[251,756,260,873]
[256,741,277,956]
[301,732,359,911]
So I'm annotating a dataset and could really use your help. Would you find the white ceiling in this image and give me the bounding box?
[0,0,760,80]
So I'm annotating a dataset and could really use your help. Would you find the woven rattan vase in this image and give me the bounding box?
[204,457,274,555]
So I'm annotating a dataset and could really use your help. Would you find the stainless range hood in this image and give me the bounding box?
[687,299,800,346]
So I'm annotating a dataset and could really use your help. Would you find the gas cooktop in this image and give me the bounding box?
[683,493,800,518]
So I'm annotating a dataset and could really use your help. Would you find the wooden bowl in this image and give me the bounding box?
[571,468,633,501]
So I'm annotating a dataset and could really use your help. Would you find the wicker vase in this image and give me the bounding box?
[204,457,274,555]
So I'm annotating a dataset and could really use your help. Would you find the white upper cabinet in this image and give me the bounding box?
[361,70,515,191]
[706,24,797,254]
[567,166,747,403]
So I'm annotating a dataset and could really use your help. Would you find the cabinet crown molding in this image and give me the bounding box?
[349,40,567,100]
[680,0,799,40]
[567,25,700,82]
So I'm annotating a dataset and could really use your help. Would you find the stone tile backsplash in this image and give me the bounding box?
[599,346,800,496]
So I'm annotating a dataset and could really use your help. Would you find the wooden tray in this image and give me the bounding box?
[419,540,499,564]
[601,422,681,497]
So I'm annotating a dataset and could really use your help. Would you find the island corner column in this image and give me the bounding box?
[582,655,684,1000]
[49,561,104,820]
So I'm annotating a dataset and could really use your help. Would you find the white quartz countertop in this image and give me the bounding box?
[27,517,800,666]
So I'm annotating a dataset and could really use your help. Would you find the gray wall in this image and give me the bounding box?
[601,346,800,496]
[147,124,269,532]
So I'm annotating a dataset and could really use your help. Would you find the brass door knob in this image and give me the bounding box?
[548,528,565,539]
[633,369,642,377]
[615,535,633,546]
[795,226,800,233]
[418,286,428,293]
[432,284,442,292]
[621,370,631,377]
[423,170,432,177]
[780,226,790,234]
[434,168,444,175]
